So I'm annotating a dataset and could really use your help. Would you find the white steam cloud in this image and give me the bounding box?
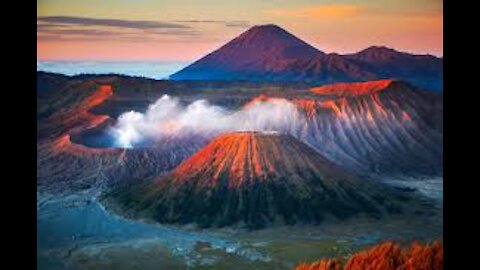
[110,95,307,148]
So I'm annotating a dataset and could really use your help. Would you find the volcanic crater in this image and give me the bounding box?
[102,131,433,229]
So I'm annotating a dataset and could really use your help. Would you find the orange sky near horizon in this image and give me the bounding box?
[37,0,443,61]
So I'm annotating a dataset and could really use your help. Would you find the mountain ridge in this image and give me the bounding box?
[170,24,442,91]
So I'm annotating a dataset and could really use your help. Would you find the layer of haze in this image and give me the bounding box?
[37,61,187,79]
[110,95,305,148]
[38,0,443,62]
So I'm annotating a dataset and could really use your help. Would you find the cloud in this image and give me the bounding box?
[38,28,118,36]
[37,16,190,30]
[110,95,306,148]
[225,21,250,28]
[266,4,361,18]
[37,17,200,42]
[176,20,222,23]
[37,31,199,42]
[37,23,66,29]
[176,19,250,28]
[36,16,249,44]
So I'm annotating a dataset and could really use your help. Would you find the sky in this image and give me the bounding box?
[37,0,443,62]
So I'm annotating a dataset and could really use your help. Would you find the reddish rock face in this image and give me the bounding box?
[310,79,395,97]
[167,132,349,189]
[44,84,114,152]
[242,94,289,110]
[103,131,431,229]
[37,81,205,193]
[296,260,342,270]
[170,132,272,188]
[295,241,443,270]
[242,80,443,177]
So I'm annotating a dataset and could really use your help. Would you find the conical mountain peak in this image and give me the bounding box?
[231,24,317,50]
[103,132,426,229]
[170,25,320,81]
[170,25,442,91]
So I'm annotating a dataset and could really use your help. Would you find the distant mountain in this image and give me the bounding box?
[103,132,429,229]
[170,25,443,91]
[345,46,443,91]
[170,25,320,81]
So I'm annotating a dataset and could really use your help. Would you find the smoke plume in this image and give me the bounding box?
[110,95,307,148]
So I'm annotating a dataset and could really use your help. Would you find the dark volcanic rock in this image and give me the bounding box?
[171,24,320,81]
[345,46,443,91]
[304,80,443,177]
[103,132,430,229]
[170,25,443,91]
[248,80,443,177]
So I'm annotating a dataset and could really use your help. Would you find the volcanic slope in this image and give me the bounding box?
[37,74,206,193]
[103,132,431,229]
[170,25,443,91]
[247,79,443,177]
[170,24,320,81]
[305,79,442,177]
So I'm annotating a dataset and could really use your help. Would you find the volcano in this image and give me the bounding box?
[103,132,428,229]
[244,80,443,177]
[170,24,320,81]
[170,25,442,91]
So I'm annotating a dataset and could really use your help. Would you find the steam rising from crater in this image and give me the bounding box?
[110,95,306,148]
